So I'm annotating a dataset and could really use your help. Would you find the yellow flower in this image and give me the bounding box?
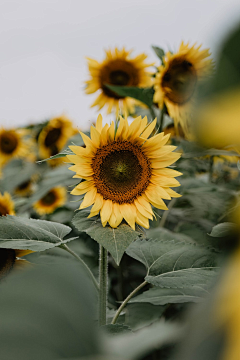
[0,249,33,281]
[154,42,213,136]
[33,187,67,215]
[85,47,153,115]
[0,192,15,216]
[0,127,34,167]
[38,115,77,166]
[67,114,181,230]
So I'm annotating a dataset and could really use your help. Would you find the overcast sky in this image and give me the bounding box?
[0,0,240,130]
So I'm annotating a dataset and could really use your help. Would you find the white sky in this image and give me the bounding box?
[0,0,240,130]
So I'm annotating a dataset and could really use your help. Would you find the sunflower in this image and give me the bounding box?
[0,192,15,216]
[154,42,213,136]
[0,127,34,167]
[38,115,77,166]
[67,114,181,230]
[33,186,67,215]
[85,47,153,115]
[14,179,33,197]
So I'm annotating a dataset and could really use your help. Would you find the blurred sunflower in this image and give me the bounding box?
[0,192,32,280]
[0,127,34,167]
[33,186,67,215]
[67,114,181,230]
[0,192,15,216]
[38,116,77,166]
[85,47,153,115]
[14,179,33,197]
[154,42,213,135]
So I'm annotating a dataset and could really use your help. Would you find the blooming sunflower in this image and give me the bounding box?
[0,127,34,167]
[38,115,77,166]
[33,186,67,215]
[154,42,213,136]
[67,114,181,230]
[85,47,153,115]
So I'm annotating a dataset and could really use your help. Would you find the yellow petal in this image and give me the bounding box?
[164,187,181,198]
[112,202,123,227]
[100,199,113,224]
[136,210,150,229]
[146,184,171,200]
[134,199,153,220]
[80,132,96,151]
[119,203,136,230]
[90,126,101,147]
[145,190,168,210]
[108,121,115,142]
[96,114,103,132]
[140,118,157,139]
[80,187,97,209]
[100,124,109,147]
[71,181,94,195]
[90,193,104,213]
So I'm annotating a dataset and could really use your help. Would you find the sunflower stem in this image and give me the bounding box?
[149,106,156,121]
[60,244,99,292]
[111,280,148,324]
[159,103,167,133]
[99,245,108,326]
[159,198,177,228]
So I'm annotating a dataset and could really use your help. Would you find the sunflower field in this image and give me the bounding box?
[1,20,240,360]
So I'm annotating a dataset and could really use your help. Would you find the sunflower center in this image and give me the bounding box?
[92,141,151,204]
[17,180,31,191]
[0,249,15,280]
[44,127,62,148]
[41,190,57,206]
[0,203,9,216]
[162,59,197,104]
[100,60,139,99]
[0,131,18,154]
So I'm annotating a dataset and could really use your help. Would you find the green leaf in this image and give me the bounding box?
[125,303,167,330]
[0,215,77,251]
[130,286,211,305]
[146,227,194,244]
[72,211,141,265]
[0,259,99,360]
[152,46,165,63]
[146,268,218,288]
[104,85,154,108]
[210,222,236,237]
[126,237,217,277]
[103,324,132,334]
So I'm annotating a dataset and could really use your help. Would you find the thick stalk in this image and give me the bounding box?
[159,104,167,133]
[111,280,148,324]
[60,244,99,292]
[99,245,108,326]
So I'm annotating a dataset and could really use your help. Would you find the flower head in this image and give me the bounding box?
[154,42,213,136]
[0,127,34,167]
[33,187,67,215]
[67,115,181,230]
[85,47,153,115]
[38,116,77,166]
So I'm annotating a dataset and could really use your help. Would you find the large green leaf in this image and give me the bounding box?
[0,215,76,251]
[130,286,212,305]
[126,237,217,276]
[125,303,167,330]
[0,259,99,360]
[104,85,154,108]
[72,211,141,265]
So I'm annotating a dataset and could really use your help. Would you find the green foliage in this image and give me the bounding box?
[104,84,154,108]
[0,260,99,360]
[152,45,165,64]
[210,222,236,237]
[0,215,77,251]
[72,211,141,265]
